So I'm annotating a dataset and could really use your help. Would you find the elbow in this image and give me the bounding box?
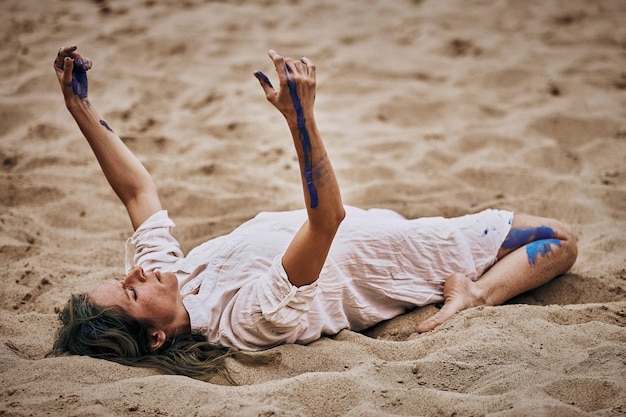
[336,205,346,225]
[311,205,345,233]
[327,204,346,230]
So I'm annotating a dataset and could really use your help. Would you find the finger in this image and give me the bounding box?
[58,45,77,57]
[74,56,90,71]
[55,46,78,70]
[61,46,93,71]
[300,56,315,79]
[284,60,294,75]
[54,54,64,71]
[62,57,74,85]
[291,60,306,74]
[254,71,274,96]
[268,49,288,84]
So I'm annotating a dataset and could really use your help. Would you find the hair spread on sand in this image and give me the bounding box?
[48,293,275,384]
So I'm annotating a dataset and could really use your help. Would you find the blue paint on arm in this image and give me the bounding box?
[502,226,556,250]
[526,238,561,265]
[99,119,114,132]
[284,66,318,208]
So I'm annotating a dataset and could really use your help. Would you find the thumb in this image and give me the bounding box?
[62,57,74,85]
[254,71,274,97]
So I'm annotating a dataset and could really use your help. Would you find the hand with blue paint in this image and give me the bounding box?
[54,45,92,103]
[254,50,345,288]
[255,50,320,208]
[254,50,316,125]
[53,45,154,230]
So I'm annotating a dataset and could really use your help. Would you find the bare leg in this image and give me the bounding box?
[416,214,578,333]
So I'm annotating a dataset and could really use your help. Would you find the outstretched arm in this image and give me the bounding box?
[255,50,345,287]
[54,46,161,229]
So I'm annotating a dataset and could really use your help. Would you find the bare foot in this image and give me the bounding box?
[415,273,483,333]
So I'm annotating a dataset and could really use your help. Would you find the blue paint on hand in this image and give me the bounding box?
[284,65,318,208]
[70,63,89,99]
[502,226,555,250]
[526,238,561,265]
[100,119,114,132]
[254,71,273,89]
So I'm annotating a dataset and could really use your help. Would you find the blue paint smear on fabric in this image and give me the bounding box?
[100,119,114,132]
[254,71,273,89]
[526,239,561,265]
[502,226,555,250]
[284,65,318,208]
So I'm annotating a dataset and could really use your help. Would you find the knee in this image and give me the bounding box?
[553,220,578,270]
[562,237,578,272]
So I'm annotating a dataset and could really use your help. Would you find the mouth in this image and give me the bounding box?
[155,271,162,283]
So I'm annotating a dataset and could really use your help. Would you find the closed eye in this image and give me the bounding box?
[122,282,137,301]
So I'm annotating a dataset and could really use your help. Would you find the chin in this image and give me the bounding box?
[164,271,178,288]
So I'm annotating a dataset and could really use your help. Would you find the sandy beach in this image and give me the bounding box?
[1,0,625,415]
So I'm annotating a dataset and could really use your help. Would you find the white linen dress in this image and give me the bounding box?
[125,206,513,351]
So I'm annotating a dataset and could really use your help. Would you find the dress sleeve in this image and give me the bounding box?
[256,256,318,327]
[219,255,319,350]
[124,210,184,273]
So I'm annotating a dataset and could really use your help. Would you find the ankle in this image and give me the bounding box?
[471,281,488,306]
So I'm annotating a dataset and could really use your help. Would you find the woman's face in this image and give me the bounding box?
[89,267,188,333]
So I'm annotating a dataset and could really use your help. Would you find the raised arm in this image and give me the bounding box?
[255,50,345,287]
[54,46,161,229]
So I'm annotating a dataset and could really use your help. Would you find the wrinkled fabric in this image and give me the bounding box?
[125,206,513,351]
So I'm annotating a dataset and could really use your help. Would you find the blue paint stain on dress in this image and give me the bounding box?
[502,226,555,250]
[284,66,318,208]
[526,239,561,265]
[100,119,114,132]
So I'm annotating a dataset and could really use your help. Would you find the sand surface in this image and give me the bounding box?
[1,0,625,416]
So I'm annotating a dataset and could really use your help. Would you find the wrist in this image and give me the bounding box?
[65,96,90,112]
[285,110,316,130]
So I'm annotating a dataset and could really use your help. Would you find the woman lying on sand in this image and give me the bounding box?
[50,46,577,381]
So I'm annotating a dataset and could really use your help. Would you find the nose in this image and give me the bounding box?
[123,266,146,284]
